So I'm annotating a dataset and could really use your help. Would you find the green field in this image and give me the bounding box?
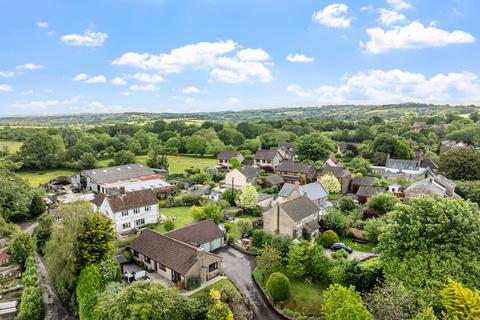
[17,168,77,186]
[152,206,195,233]
[0,140,23,154]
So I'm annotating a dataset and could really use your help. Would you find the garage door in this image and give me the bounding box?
[202,242,211,252]
[211,238,222,251]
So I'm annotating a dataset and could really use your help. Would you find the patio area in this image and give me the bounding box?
[122,263,173,288]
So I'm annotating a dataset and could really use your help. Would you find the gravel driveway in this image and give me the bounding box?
[217,246,281,320]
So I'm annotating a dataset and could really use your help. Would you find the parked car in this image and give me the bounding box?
[330,242,352,254]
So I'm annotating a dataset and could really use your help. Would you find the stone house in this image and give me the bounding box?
[216,151,245,169]
[274,160,317,183]
[223,166,259,190]
[319,165,352,194]
[254,149,283,170]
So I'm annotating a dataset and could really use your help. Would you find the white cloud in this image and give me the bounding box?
[16,63,45,70]
[181,86,207,94]
[36,21,49,28]
[286,69,480,105]
[361,5,374,12]
[211,55,273,83]
[0,71,15,78]
[132,73,166,83]
[113,40,237,73]
[73,73,88,81]
[172,96,196,104]
[377,9,406,25]
[225,97,240,106]
[84,75,106,84]
[119,91,133,96]
[111,77,127,85]
[313,3,352,28]
[286,54,314,63]
[0,84,13,92]
[61,27,108,47]
[236,48,270,61]
[386,0,413,11]
[362,22,476,54]
[129,84,159,91]
[21,90,34,96]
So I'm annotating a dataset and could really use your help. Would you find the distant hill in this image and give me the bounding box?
[0,103,478,126]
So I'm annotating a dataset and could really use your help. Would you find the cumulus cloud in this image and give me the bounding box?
[286,54,314,63]
[210,53,273,83]
[11,95,84,109]
[16,63,45,70]
[377,9,406,25]
[84,75,106,84]
[286,69,480,104]
[61,27,108,47]
[181,86,207,94]
[113,40,237,73]
[236,48,270,61]
[131,73,166,83]
[21,90,34,96]
[0,71,15,78]
[0,84,13,92]
[386,0,413,11]
[362,22,475,54]
[73,73,88,81]
[225,97,240,106]
[129,84,159,91]
[313,3,352,28]
[36,21,49,28]
[111,77,127,85]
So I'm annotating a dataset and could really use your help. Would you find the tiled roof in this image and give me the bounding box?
[321,165,351,178]
[404,179,446,198]
[217,151,240,160]
[82,164,155,185]
[352,176,376,187]
[255,149,278,161]
[258,192,274,202]
[278,182,328,202]
[264,174,285,185]
[276,161,312,174]
[237,166,259,179]
[305,219,320,232]
[0,249,10,262]
[356,186,386,197]
[94,189,158,213]
[385,159,419,171]
[165,219,224,247]
[280,196,319,221]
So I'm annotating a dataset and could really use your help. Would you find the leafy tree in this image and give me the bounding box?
[78,213,115,267]
[339,197,357,212]
[111,150,136,166]
[266,272,291,302]
[363,217,385,244]
[29,193,46,217]
[77,264,103,320]
[256,245,284,279]
[94,281,200,320]
[7,232,36,268]
[439,149,480,180]
[206,139,227,156]
[237,183,258,209]
[321,230,339,248]
[323,208,350,231]
[0,215,20,238]
[455,180,480,205]
[347,157,371,176]
[341,259,383,292]
[78,152,97,170]
[372,133,413,163]
[237,122,259,139]
[320,173,341,194]
[306,243,331,284]
[379,197,480,305]
[33,214,55,253]
[441,279,480,319]
[287,241,309,278]
[323,284,372,320]
[222,188,236,206]
[146,145,169,170]
[185,135,207,155]
[0,169,36,221]
[296,132,336,162]
[20,133,64,169]
[191,202,223,223]
[230,157,241,169]
[366,192,399,215]
[17,286,42,320]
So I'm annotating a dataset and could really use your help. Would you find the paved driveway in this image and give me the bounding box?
[216,247,281,320]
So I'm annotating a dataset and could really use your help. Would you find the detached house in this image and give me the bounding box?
[278,181,329,208]
[91,189,159,233]
[371,158,435,181]
[263,195,321,238]
[254,149,283,170]
[403,175,457,203]
[165,219,226,252]
[217,151,245,169]
[129,229,222,288]
[275,160,317,183]
[223,166,259,189]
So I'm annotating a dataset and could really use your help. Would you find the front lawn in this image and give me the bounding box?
[17,168,78,186]
[190,278,239,298]
[339,236,376,252]
[152,206,195,233]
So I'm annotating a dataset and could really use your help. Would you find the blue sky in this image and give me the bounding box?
[0,0,479,115]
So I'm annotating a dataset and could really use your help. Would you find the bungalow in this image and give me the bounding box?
[319,165,352,194]
[165,219,226,252]
[91,189,159,234]
[356,186,387,204]
[263,195,321,238]
[254,149,283,170]
[275,160,317,183]
[223,166,259,190]
[403,175,457,203]
[129,229,222,288]
[351,176,376,193]
[278,181,329,207]
[216,151,245,169]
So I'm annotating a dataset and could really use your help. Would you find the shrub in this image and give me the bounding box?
[266,272,291,302]
[321,230,339,248]
[339,197,357,212]
[366,192,399,215]
[187,277,201,291]
[17,286,42,320]
[323,208,351,231]
[363,218,384,244]
[332,249,349,260]
[164,220,175,232]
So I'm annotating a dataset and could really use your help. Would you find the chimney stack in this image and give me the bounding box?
[294,181,300,189]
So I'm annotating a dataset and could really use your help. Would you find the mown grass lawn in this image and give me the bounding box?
[339,236,377,252]
[282,277,326,316]
[0,140,23,153]
[152,206,195,233]
[190,278,239,298]
[17,168,78,186]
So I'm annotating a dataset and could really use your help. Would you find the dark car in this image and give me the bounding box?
[330,242,352,254]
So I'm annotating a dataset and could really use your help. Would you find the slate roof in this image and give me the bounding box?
[280,195,319,221]
[419,158,438,170]
[385,159,419,171]
[321,165,351,178]
[165,219,224,247]
[217,151,240,160]
[352,176,376,187]
[237,166,259,179]
[255,149,278,161]
[404,179,446,198]
[93,189,158,213]
[305,219,320,232]
[82,164,155,185]
[278,182,328,201]
[356,186,386,197]
[434,175,456,190]
[279,142,294,149]
[129,229,221,275]
[276,161,312,174]
[257,192,274,202]
[264,174,285,185]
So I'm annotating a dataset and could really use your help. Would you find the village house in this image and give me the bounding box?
[216,151,245,169]
[277,181,329,207]
[319,165,352,194]
[403,175,457,203]
[263,195,321,238]
[257,192,275,210]
[356,186,387,204]
[129,229,223,288]
[91,189,159,233]
[439,140,468,153]
[223,166,259,190]
[351,176,376,193]
[165,219,226,252]
[278,142,296,159]
[275,160,317,183]
[254,149,283,170]
[262,174,285,188]
[370,158,436,181]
